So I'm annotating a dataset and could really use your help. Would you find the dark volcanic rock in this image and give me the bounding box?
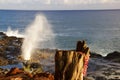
[0,33,23,65]
[104,51,120,63]
[0,56,8,66]
[0,32,5,35]
[95,76,107,80]
[90,52,103,58]
[0,32,6,38]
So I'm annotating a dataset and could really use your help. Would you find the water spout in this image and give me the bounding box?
[22,14,55,60]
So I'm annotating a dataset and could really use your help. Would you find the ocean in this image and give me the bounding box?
[0,10,120,56]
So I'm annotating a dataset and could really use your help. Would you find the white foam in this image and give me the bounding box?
[5,27,24,38]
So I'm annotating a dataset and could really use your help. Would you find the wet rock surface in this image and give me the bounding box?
[86,52,120,80]
[0,32,23,65]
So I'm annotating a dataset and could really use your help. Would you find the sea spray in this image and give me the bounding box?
[22,14,55,60]
[5,27,24,38]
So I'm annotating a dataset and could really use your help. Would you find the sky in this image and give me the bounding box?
[0,0,120,10]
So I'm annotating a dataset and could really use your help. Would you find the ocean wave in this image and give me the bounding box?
[5,27,24,38]
[89,38,120,56]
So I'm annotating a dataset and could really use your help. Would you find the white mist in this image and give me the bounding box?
[22,14,55,60]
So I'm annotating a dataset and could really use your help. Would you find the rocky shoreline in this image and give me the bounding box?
[87,52,120,80]
[0,32,120,80]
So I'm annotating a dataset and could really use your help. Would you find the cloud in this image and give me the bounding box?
[0,0,119,5]
[45,0,51,4]
[0,0,120,10]
[0,0,22,4]
[0,0,50,4]
[63,0,120,5]
[64,0,89,4]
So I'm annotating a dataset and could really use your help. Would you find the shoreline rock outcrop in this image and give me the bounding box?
[0,32,120,80]
[104,51,120,63]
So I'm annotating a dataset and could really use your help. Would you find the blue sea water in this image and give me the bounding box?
[0,10,120,55]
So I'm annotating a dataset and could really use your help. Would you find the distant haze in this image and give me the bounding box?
[0,0,120,10]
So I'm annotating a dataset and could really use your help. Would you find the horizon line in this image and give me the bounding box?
[0,8,120,11]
